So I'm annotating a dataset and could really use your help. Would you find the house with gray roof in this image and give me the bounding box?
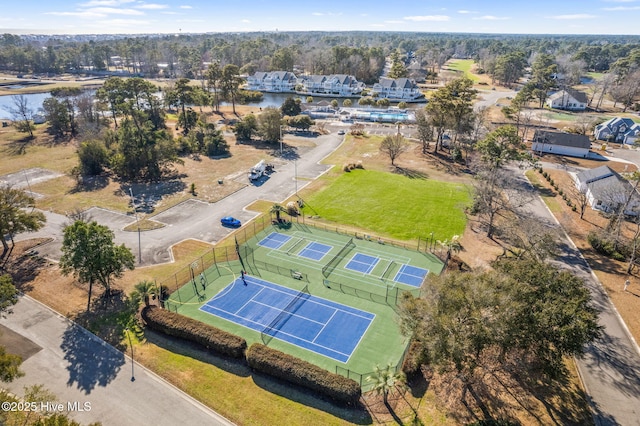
[531,130,591,158]
[246,71,297,92]
[371,77,424,101]
[594,117,640,145]
[546,88,588,111]
[574,165,640,215]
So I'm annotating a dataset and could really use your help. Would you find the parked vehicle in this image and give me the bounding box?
[220,216,241,227]
[248,160,266,181]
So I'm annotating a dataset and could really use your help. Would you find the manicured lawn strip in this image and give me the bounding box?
[303,169,469,241]
[525,169,563,213]
[446,59,480,82]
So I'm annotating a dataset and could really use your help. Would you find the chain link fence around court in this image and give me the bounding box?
[336,338,413,391]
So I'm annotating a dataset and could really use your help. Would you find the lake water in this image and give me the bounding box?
[0,91,315,120]
[0,92,52,120]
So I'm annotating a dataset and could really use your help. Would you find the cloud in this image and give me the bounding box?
[458,10,478,14]
[85,7,145,15]
[384,20,404,24]
[549,14,596,20]
[79,0,135,6]
[241,19,250,23]
[602,5,640,10]
[312,12,342,16]
[179,5,193,9]
[472,15,510,21]
[45,11,107,18]
[135,4,169,10]
[403,15,450,22]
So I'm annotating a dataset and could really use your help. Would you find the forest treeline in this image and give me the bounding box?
[2,32,640,83]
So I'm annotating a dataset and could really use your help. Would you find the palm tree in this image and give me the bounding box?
[366,364,406,408]
[270,203,286,223]
[133,280,157,307]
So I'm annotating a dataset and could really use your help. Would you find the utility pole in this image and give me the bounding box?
[129,188,142,263]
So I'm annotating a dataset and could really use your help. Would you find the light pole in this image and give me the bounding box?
[125,327,135,382]
[279,125,283,156]
[129,188,142,263]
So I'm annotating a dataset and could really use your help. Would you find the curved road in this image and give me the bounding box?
[510,166,640,426]
[21,131,344,265]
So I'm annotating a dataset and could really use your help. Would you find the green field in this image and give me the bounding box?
[165,223,444,390]
[445,59,480,82]
[303,169,469,242]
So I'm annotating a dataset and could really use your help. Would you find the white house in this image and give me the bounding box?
[531,130,591,158]
[246,71,297,92]
[371,77,424,101]
[546,89,588,111]
[594,117,640,145]
[298,74,364,96]
[575,165,640,215]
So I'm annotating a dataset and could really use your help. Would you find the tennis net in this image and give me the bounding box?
[321,238,355,278]
[261,284,310,345]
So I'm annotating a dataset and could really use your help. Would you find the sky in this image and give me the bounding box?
[1,0,640,36]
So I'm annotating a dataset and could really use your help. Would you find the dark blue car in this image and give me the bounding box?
[221,216,241,227]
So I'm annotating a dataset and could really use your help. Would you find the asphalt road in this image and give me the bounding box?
[20,131,344,265]
[0,296,235,426]
[511,166,640,426]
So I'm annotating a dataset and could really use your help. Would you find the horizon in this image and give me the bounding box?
[2,0,640,36]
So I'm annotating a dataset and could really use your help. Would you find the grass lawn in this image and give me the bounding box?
[445,59,480,83]
[303,169,469,242]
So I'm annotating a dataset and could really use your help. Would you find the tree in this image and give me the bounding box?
[221,64,242,114]
[77,140,109,176]
[343,99,352,107]
[366,364,406,408]
[205,61,222,113]
[388,50,408,79]
[0,186,46,259]
[280,96,302,117]
[42,97,71,139]
[529,53,557,108]
[257,107,282,143]
[379,133,409,166]
[415,109,434,154]
[398,258,601,384]
[5,95,35,138]
[133,280,157,307]
[0,346,22,383]
[60,220,135,312]
[234,114,257,141]
[0,274,18,317]
[270,203,286,223]
[475,125,526,171]
[172,78,195,135]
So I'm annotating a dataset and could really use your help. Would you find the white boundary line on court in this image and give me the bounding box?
[199,276,375,363]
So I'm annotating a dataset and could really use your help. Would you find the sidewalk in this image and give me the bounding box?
[0,295,235,426]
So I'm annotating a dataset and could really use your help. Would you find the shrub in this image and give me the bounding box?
[549,178,554,185]
[246,343,361,405]
[542,171,548,178]
[558,189,564,196]
[401,340,427,378]
[141,306,246,358]
[587,232,628,261]
[572,205,577,212]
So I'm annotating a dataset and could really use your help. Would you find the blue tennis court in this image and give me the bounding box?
[258,232,291,249]
[200,276,374,363]
[345,252,380,274]
[298,242,332,261]
[394,264,428,287]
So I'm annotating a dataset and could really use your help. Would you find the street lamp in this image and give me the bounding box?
[129,188,142,263]
[279,125,283,156]
[125,327,135,382]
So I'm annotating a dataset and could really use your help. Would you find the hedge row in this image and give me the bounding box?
[246,343,361,405]
[141,306,247,358]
